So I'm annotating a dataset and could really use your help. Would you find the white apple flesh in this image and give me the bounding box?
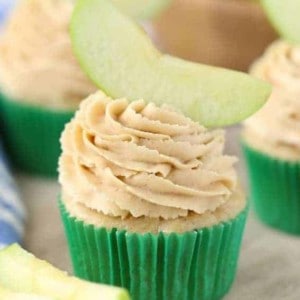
[0,286,53,300]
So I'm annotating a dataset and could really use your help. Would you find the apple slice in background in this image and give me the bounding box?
[113,0,172,20]
[261,0,300,44]
[0,286,53,300]
[71,0,271,128]
[0,244,130,300]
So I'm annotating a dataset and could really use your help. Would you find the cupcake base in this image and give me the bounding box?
[0,93,74,177]
[59,200,248,300]
[242,142,300,235]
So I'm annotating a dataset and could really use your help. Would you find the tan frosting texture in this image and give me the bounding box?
[0,0,96,109]
[244,41,300,160]
[59,91,238,220]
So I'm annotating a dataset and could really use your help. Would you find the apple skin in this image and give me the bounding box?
[261,0,300,44]
[70,0,271,128]
[0,244,130,300]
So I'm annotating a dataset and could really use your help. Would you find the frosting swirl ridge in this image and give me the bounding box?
[59,91,237,220]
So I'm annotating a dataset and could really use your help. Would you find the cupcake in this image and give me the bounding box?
[59,91,248,300]
[242,40,300,234]
[152,0,277,71]
[0,0,96,176]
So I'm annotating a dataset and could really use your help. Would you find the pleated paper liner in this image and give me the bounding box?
[242,142,300,235]
[59,200,248,300]
[0,93,74,177]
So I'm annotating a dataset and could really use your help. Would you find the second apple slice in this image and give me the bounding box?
[261,0,300,44]
[0,244,130,300]
[71,0,271,127]
[0,286,53,300]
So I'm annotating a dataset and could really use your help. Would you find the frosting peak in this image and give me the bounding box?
[59,91,237,220]
[0,0,96,109]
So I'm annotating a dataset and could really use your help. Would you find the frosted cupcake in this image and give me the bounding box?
[0,0,96,176]
[242,40,300,234]
[152,0,277,71]
[59,91,247,300]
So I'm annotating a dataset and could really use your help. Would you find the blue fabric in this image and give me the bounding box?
[0,0,17,26]
[0,221,21,245]
[0,142,25,248]
[0,0,24,248]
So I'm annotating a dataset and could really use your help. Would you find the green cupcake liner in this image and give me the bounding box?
[0,93,74,177]
[59,200,248,300]
[242,142,300,235]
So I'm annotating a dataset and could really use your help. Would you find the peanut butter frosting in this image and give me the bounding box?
[244,41,300,160]
[59,91,243,231]
[0,0,96,110]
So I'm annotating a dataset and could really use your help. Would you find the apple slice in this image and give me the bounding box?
[71,0,271,128]
[0,244,130,300]
[0,286,52,300]
[112,0,172,20]
[261,0,300,44]
[0,286,53,300]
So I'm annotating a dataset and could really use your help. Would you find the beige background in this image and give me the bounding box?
[152,0,277,71]
[20,126,300,300]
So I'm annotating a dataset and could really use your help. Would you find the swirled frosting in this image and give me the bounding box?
[244,41,300,160]
[0,0,96,109]
[59,91,239,222]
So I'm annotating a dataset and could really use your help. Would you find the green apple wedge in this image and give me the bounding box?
[112,0,172,20]
[0,286,53,300]
[0,244,130,300]
[71,0,271,128]
[261,0,300,44]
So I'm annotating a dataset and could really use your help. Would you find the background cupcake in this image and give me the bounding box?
[59,91,248,300]
[0,0,96,177]
[242,40,300,234]
[152,0,277,71]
